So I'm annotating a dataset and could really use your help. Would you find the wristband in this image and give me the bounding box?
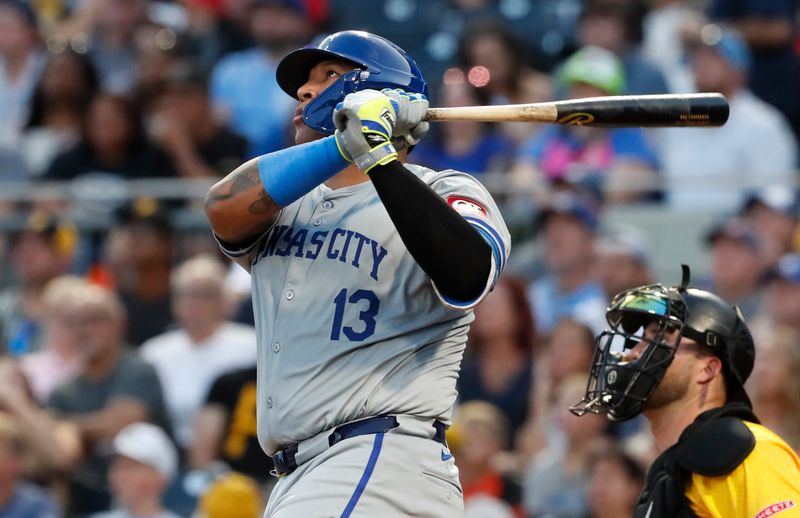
[258,136,349,207]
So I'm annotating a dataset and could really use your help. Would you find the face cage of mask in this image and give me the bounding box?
[570,315,684,421]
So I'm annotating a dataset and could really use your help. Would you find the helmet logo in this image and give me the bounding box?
[606,370,618,385]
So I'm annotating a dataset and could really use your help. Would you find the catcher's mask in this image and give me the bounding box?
[276,30,428,135]
[571,265,755,421]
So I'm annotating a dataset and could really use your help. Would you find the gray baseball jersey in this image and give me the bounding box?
[219,163,510,455]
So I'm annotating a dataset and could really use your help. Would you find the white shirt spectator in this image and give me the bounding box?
[141,322,257,447]
[660,90,798,212]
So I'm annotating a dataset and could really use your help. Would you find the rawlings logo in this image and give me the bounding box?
[755,500,796,518]
[557,112,596,126]
[447,196,487,218]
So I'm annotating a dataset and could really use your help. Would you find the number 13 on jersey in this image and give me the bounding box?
[330,289,381,342]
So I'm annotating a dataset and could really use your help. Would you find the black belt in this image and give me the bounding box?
[272,415,448,477]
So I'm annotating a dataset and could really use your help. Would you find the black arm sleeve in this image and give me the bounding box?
[368,161,493,303]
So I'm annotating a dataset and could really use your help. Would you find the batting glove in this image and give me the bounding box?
[333,90,399,174]
[381,88,430,150]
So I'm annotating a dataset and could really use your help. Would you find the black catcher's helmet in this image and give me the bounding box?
[571,265,755,421]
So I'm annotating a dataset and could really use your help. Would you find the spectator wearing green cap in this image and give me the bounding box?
[511,46,661,205]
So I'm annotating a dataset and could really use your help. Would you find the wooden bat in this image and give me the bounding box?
[424,93,729,127]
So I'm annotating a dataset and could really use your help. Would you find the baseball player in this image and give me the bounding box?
[571,265,800,517]
[204,30,510,517]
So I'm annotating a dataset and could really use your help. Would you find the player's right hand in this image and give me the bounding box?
[333,89,400,173]
[381,89,430,150]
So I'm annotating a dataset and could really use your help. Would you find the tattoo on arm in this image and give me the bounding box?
[205,164,277,215]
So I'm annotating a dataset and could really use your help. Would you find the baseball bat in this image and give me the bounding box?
[424,93,729,127]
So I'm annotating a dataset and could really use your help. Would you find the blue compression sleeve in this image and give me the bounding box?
[257,136,349,207]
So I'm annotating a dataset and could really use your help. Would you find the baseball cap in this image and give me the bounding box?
[695,24,752,73]
[740,186,799,218]
[704,218,761,251]
[596,229,651,266]
[197,472,263,518]
[537,192,600,233]
[14,211,78,258]
[112,423,178,481]
[769,253,800,284]
[0,0,38,28]
[113,197,172,234]
[250,0,305,14]
[558,46,626,96]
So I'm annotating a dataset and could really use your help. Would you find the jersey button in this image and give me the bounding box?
[322,200,333,209]
[285,290,294,300]
[272,342,280,353]
[313,218,323,226]
[266,397,273,409]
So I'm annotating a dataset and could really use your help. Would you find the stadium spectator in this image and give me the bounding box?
[659,25,797,211]
[0,0,45,147]
[749,325,800,453]
[512,46,661,204]
[104,198,175,347]
[148,65,248,180]
[457,19,551,145]
[141,255,256,450]
[739,187,799,267]
[89,422,180,518]
[761,253,800,336]
[412,70,515,177]
[595,230,653,301]
[517,319,596,461]
[526,192,607,337]
[210,0,312,157]
[451,401,523,517]
[47,283,171,516]
[19,276,87,404]
[458,276,535,439]
[0,211,77,356]
[585,447,645,518]
[20,50,99,178]
[577,0,669,95]
[0,413,59,518]
[702,217,767,319]
[0,357,82,486]
[707,0,800,145]
[85,0,149,95]
[641,0,702,93]
[44,93,176,182]
[189,366,272,483]
[523,375,609,518]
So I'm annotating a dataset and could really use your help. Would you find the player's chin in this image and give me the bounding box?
[294,124,327,145]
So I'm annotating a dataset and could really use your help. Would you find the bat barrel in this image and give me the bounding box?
[553,93,729,127]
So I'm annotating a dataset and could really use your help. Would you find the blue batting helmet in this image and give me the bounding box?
[276,30,428,134]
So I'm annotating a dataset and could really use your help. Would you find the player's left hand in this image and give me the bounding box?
[333,89,400,173]
[381,88,430,150]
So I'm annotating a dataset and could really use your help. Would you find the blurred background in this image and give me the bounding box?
[0,0,798,517]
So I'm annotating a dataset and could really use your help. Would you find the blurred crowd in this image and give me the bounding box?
[0,0,799,517]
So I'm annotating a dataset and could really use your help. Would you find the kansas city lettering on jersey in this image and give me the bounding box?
[257,225,388,281]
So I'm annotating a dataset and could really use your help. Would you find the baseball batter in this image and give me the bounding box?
[204,31,510,517]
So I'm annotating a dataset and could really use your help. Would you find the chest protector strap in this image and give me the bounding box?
[633,403,758,518]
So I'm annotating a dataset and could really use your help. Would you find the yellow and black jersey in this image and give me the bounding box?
[686,421,800,518]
